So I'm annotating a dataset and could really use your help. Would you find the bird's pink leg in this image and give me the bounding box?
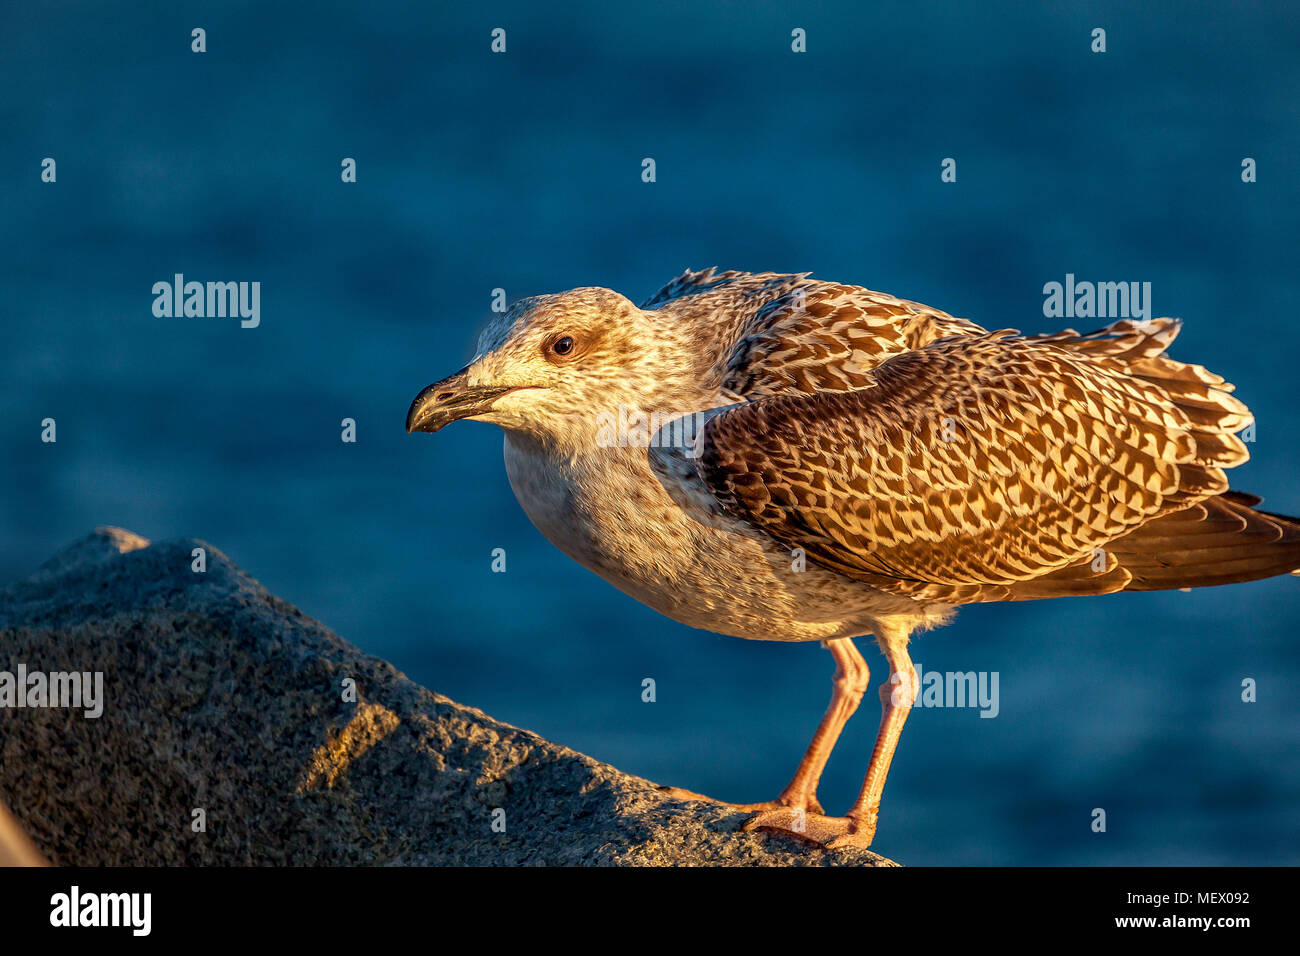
[747,629,917,850]
[662,637,868,814]
[740,637,870,822]
[821,646,917,849]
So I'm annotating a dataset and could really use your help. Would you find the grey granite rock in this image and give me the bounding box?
[0,528,897,867]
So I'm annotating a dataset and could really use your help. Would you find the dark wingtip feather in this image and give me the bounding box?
[1113,492,1300,592]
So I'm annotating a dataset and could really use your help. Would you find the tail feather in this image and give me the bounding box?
[1111,492,1300,591]
[1016,322,1292,594]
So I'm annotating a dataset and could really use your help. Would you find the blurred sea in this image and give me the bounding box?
[2,0,1297,864]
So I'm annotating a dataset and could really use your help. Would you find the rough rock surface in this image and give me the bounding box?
[0,529,897,866]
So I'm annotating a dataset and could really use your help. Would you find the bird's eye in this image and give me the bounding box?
[551,335,575,357]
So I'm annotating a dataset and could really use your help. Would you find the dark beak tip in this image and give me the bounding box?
[406,372,470,435]
[406,371,515,436]
[405,400,440,435]
[405,393,432,435]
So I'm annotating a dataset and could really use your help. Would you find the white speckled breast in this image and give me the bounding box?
[503,433,929,642]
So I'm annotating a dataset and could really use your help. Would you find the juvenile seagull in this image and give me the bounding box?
[406,269,1300,849]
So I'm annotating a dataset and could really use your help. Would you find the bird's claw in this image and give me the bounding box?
[743,807,876,849]
[824,825,877,850]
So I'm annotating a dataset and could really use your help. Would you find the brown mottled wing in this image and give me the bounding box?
[697,331,1254,604]
[719,282,985,399]
[643,269,988,400]
[640,267,811,310]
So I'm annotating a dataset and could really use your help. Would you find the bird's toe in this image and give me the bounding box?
[823,823,877,851]
[742,807,858,847]
[658,785,823,814]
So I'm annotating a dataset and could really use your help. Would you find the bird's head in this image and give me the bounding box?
[406,287,703,450]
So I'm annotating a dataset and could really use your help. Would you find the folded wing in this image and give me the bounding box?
[697,328,1267,603]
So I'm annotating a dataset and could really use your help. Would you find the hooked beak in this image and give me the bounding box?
[406,368,522,434]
